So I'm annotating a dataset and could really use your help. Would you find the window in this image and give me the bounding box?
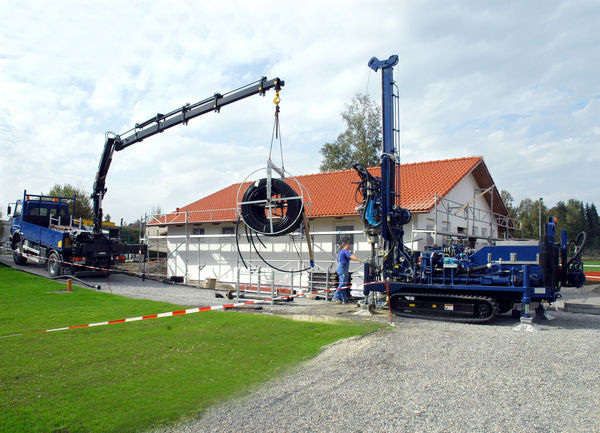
[193,228,205,236]
[335,225,354,252]
[222,227,234,235]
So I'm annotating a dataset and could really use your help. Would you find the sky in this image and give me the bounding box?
[1,0,599,224]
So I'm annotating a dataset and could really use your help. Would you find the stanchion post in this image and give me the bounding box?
[257,268,261,295]
[236,267,240,300]
[67,279,72,292]
[270,270,275,305]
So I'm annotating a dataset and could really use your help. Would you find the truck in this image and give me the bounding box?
[357,55,586,324]
[7,190,143,277]
[8,76,284,278]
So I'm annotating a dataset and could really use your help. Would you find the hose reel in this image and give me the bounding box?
[238,172,305,236]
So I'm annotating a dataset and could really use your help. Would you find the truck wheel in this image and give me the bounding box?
[13,241,27,265]
[47,251,62,277]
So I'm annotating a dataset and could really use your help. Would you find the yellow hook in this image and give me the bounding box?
[273,90,281,105]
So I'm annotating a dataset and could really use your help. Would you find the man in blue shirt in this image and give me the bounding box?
[332,242,362,303]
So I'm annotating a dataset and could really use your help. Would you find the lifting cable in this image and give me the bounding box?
[236,90,314,271]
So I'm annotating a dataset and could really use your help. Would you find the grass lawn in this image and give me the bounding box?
[0,264,384,433]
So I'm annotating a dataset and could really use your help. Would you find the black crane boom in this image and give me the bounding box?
[91,76,284,234]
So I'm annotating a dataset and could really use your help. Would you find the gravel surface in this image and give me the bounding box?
[2,255,599,432]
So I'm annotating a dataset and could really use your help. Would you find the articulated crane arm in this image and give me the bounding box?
[91,76,284,235]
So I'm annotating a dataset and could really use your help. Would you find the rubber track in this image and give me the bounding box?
[390,292,499,324]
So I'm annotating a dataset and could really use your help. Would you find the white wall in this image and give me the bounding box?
[161,172,500,289]
[164,216,368,289]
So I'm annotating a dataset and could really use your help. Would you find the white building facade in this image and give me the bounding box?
[148,157,516,290]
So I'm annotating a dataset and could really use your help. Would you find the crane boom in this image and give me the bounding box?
[91,76,284,234]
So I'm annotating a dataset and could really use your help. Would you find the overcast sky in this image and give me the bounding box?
[1,0,598,223]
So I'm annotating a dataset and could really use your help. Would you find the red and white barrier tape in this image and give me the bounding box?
[2,285,361,338]
[584,271,600,280]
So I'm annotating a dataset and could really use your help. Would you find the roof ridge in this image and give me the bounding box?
[293,156,484,177]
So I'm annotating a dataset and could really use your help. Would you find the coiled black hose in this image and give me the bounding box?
[240,178,303,236]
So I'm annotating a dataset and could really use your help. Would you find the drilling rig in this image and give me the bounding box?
[356,55,586,323]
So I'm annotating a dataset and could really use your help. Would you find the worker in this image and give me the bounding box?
[332,242,362,303]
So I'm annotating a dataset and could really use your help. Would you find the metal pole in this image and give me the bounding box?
[236,267,240,300]
[434,194,438,245]
[185,211,189,284]
[271,270,275,305]
[489,189,494,241]
[257,267,261,295]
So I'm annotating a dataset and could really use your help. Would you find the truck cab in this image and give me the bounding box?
[8,191,76,274]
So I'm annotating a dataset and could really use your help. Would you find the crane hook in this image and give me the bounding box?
[273,90,281,105]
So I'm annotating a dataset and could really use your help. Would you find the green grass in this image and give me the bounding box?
[0,264,384,432]
[584,260,600,268]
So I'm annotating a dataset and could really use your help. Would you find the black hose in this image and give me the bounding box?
[567,231,586,266]
[240,178,303,236]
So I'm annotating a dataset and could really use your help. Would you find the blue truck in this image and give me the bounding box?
[7,190,144,277]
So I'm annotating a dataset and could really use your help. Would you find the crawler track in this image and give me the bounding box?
[389,292,499,323]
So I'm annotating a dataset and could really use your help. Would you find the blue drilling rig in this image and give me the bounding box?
[356,55,586,323]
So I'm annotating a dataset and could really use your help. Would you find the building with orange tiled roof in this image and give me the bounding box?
[148,156,513,286]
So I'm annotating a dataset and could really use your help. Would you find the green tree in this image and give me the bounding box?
[48,184,93,219]
[516,198,547,239]
[584,203,600,251]
[549,201,568,229]
[320,93,381,172]
[500,189,516,219]
[564,199,585,239]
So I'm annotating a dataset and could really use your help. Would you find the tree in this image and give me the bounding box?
[320,93,381,172]
[48,184,93,219]
[516,198,547,239]
[584,203,600,251]
[500,190,516,219]
[564,199,585,239]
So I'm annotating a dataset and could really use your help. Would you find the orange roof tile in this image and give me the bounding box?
[154,156,506,225]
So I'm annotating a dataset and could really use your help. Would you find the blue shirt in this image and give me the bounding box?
[338,248,352,267]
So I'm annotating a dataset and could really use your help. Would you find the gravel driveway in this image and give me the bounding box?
[2,255,599,432]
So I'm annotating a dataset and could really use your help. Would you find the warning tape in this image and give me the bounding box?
[2,285,355,338]
[584,271,600,280]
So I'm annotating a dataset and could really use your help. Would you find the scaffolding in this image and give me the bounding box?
[410,193,521,249]
[142,199,521,288]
